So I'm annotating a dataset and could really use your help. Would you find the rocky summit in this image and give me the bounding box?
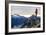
[11,15,40,28]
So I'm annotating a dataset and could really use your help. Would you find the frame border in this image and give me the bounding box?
[5,0,45,35]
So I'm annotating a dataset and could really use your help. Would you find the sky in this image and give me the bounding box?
[11,6,41,17]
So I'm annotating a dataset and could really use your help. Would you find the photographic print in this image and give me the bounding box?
[11,5,41,28]
[5,1,45,34]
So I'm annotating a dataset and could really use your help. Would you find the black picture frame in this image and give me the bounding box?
[5,0,45,35]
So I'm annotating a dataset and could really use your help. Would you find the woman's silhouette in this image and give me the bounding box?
[35,8,38,16]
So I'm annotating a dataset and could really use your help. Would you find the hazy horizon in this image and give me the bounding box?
[11,6,41,17]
